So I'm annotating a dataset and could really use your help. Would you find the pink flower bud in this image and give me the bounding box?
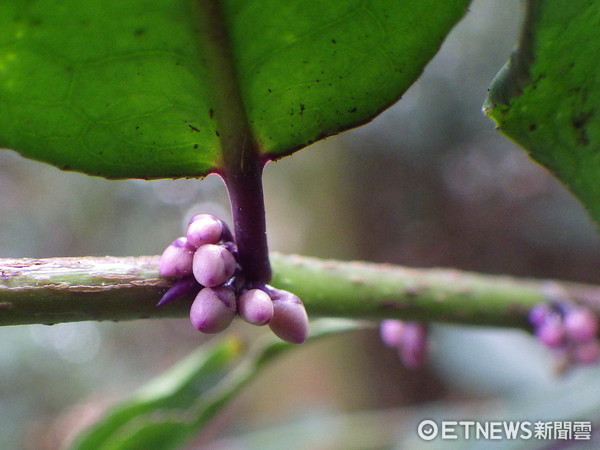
[573,340,600,364]
[398,322,428,369]
[380,320,406,348]
[268,290,309,344]
[237,289,274,325]
[529,304,551,327]
[192,244,236,287]
[189,287,236,333]
[564,308,598,343]
[159,237,194,277]
[186,214,224,248]
[535,315,565,348]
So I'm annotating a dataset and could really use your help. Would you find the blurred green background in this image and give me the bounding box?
[2,1,600,448]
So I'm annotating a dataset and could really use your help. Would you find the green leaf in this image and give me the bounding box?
[0,0,469,179]
[68,320,361,450]
[68,336,244,450]
[484,0,600,223]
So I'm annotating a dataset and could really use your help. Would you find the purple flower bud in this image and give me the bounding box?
[237,289,274,325]
[186,214,224,248]
[189,287,236,333]
[528,304,552,327]
[159,237,194,277]
[380,320,406,348]
[535,315,565,348]
[156,276,201,306]
[398,322,428,369]
[564,308,598,343]
[192,244,236,287]
[268,289,309,344]
[573,340,600,364]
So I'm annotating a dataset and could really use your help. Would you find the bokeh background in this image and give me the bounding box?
[2,1,600,448]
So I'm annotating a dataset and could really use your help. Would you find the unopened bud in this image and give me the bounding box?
[189,287,236,333]
[528,304,552,327]
[535,315,565,348]
[380,320,406,348]
[564,308,598,343]
[268,289,309,344]
[159,237,194,277]
[237,289,274,325]
[192,244,236,287]
[186,214,224,248]
[573,340,600,364]
[398,322,428,369]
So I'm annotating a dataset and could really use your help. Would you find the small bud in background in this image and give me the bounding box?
[398,322,428,369]
[159,237,194,277]
[186,214,224,248]
[563,308,598,343]
[380,320,405,348]
[528,303,551,327]
[573,339,600,364]
[529,301,600,369]
[379,320,428,369]
[268,289,309,344]
[237,288,274,325]
[192,244,237,287]
[535,314,565,348]
[156,276,201,306]
[190,287,236,333]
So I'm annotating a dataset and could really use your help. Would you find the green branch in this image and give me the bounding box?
[1,254,599,328]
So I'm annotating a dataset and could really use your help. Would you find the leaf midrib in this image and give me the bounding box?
[192,0,260,175]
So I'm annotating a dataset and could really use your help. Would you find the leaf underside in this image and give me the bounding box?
[0,0,469,179]
[485,0,600,224]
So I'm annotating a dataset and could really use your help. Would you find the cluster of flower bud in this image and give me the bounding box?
[380,319,428,368]
[529,301,600,366]
[158,214,309,343]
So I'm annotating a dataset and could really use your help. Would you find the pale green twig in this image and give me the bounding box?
[1,253,599,327]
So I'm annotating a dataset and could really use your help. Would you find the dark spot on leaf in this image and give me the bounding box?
[268,89,272,93]
[300,104,305,116]
[194,144,198,149]
[209,108,214,118]
[134,28,146,36]
[215,130,220,137]
[188,124,200,132]
[331,39,337,44]
[572,111,594,146]
[528,124,537,131]
[348,107,357,113]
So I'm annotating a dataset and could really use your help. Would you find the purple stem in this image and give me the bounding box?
[195,0,272,286]
[221,160,272,285]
